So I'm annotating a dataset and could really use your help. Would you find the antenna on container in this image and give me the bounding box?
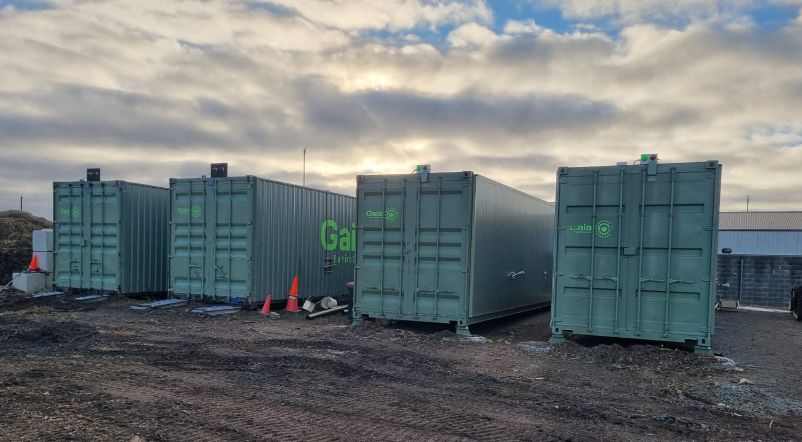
[303,148,307,187]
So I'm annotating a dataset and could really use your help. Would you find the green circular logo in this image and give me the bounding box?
[385,209,399,223]
[597,220,612,239]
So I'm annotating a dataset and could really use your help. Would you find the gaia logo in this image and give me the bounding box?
[320,219,357,253]
[366,208,399,223]
[568,219,613,239]
[596,220,612,239]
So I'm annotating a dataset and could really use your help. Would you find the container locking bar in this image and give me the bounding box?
[613,166,624,334]
[587,170,599,332]
[663,168,676,337]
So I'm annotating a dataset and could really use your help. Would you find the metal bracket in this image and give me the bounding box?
[507,270,526,280]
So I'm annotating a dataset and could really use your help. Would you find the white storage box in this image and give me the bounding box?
[33,229,54,252]
[12,272,47,294]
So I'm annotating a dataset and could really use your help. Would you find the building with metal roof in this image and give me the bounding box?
[719,211,802,232]
[719,211,802,256]
[717,211,802,308]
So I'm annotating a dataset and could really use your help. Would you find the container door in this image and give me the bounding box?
[171,180,208,298]
[209,178,253,302]
[85,182,121,291]
[623,165,718,343]
[356,173,471,321]
[402,174,472,320]
[553,162,719,345]
[355,178,406,316]
[54,184,85,289]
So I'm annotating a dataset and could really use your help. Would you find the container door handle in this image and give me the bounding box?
[507,270,525,280]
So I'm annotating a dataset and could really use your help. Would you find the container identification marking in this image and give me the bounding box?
[568,219,612,239]
[366,208,399,223]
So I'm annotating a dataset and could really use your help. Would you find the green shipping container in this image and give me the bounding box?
[53,180,170,294]
[353,170,553,335]
[550,158,721,351]
[169,176,355,306]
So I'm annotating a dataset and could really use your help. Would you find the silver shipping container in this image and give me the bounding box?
[169,174,355,306]
[53,179,170,294]
[353,169,553,335]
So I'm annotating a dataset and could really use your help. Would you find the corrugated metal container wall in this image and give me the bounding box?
[550,159,721,351]
[169,176,355,305]
[353,171,553,334]
[53,181,170,294]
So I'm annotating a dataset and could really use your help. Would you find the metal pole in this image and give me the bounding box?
[19,195,23,212]
[303,148,307,187]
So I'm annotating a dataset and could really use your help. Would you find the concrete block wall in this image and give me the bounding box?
[717,255,802,308]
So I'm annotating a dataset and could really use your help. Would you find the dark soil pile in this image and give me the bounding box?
[0,211,52,284]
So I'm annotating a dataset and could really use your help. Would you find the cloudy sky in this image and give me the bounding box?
[1,0,801,218]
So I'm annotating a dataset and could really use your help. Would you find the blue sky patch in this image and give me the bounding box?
[0,0,54,11]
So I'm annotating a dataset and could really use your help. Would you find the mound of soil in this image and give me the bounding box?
[0,318,97,354]
[0,210,52,284]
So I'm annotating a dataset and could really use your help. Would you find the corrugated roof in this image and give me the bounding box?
[719,211,802,231]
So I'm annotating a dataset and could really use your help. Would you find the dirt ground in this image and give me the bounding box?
[1,292,801,441]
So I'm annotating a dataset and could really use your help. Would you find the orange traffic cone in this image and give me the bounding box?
[28,255,40,272]
[261,294,272,316]
[285,275,301,313]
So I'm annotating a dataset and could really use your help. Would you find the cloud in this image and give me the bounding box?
[1,0,802,218]
[448,23,498,47]
[298,78,618,143]
[257,0,492,31]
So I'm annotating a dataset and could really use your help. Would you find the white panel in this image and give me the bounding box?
[32,229,54,252]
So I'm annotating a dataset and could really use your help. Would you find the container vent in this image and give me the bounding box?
[87,168,101,182]
[211,163,228,178]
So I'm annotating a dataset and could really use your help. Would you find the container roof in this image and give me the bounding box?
[720,211,802,231]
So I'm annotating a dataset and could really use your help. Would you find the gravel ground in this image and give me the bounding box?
[0,292,800,441]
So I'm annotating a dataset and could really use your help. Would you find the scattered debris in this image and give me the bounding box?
[306,304,349,319]
[319,296,338,310]
[738,378,754,385]
[191,305,241,317]
[30,291,63,299]
[461,335,490,343]
[717,299,739,311]
[714,355,743,371]
[739,305,790,314]
[129,299,188,311]
[654,415,676,424]
[75,295,109,303]
[302,300,316,313]
[716,383,802,417]
[517,341,553,353]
